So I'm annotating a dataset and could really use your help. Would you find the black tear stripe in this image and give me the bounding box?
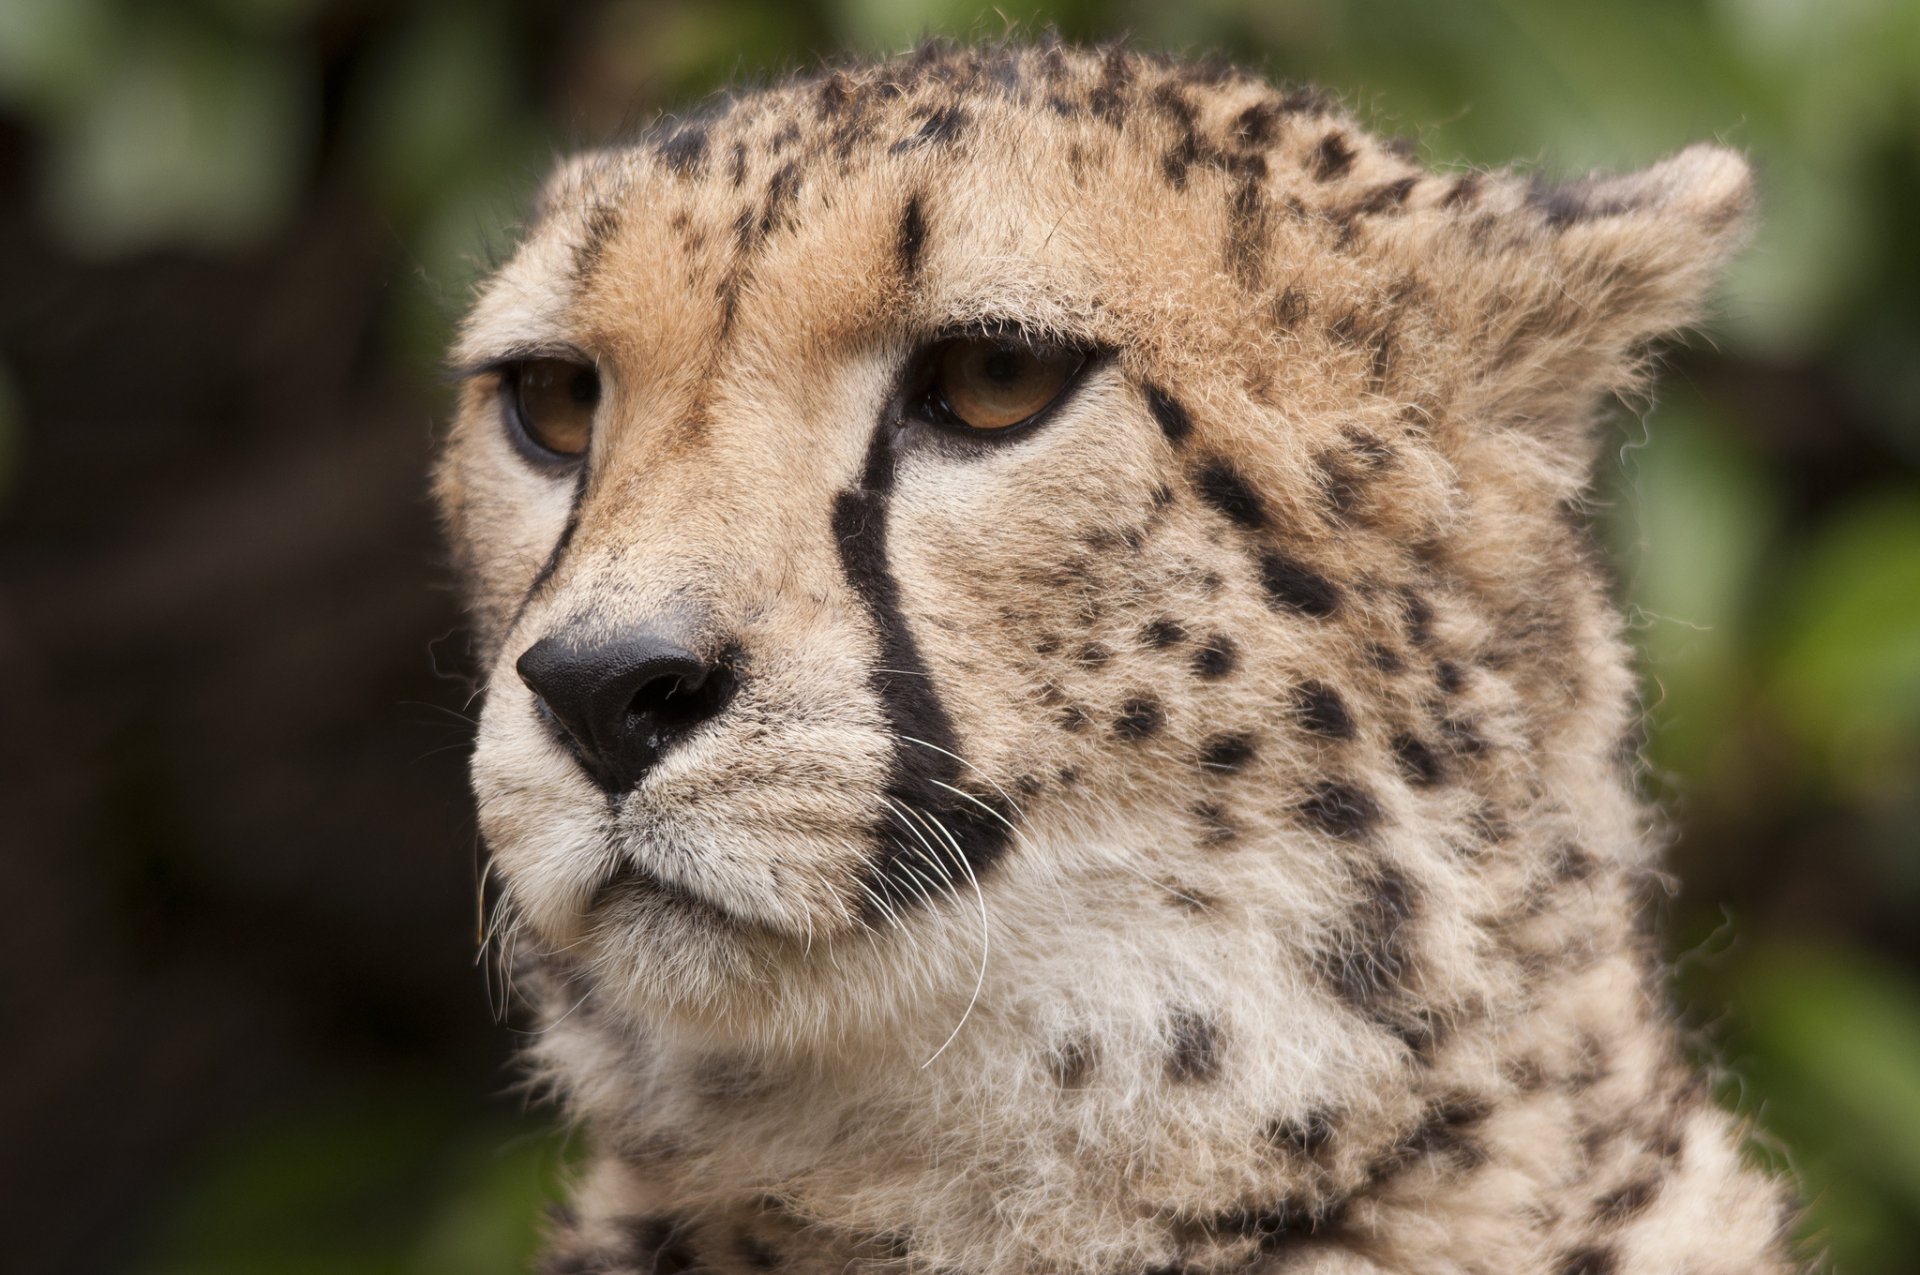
[832,425,1013,917]
[507,464,589,634]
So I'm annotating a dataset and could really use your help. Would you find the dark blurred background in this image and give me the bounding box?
[0,1,1914,1272]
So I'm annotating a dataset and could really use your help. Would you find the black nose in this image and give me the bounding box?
[515,631,736,793]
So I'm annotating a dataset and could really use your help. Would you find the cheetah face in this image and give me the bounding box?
[437,47,1751,1040]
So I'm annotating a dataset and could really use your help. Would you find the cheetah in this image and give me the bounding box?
[435,40,1802,1275]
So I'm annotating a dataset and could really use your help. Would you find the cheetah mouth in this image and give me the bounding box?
[584,856,766,935]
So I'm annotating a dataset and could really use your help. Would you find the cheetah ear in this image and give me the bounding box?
[1417,143,1754,458]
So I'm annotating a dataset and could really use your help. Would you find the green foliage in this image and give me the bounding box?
[131,1090,571,1275]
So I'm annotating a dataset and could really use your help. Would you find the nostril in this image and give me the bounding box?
[627,663,737,739]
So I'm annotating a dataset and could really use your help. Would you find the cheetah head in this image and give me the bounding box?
[437,43,1751,1055]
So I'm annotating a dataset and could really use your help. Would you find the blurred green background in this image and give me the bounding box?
[0,0,1914,1271]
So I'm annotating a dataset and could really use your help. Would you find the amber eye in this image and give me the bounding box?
[924,336,1085,433]
[501,358,599,461]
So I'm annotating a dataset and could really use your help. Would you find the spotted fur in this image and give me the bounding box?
[436,40,1800,1275]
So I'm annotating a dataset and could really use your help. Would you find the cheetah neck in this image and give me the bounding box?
[520,790,1740,1275]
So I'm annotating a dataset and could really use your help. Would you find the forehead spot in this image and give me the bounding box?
[1192,637,1238,680]
[1259,553,1341,617]
[1141,617,1188,649]
[1391,734,1443,787]
[656,126,710,176]
[891,103,972,153]
[1310,131,1356,181]
[1296,781,1380,839]
[1145,383,1194,445]
[1293,682,1355,739]
[1193,801,1237,845]
[1200,733,1258,773]
[1196,460,1270,530]
[1114,696,1165,740]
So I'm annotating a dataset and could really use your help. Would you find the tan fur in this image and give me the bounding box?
[436,41,1800,1275]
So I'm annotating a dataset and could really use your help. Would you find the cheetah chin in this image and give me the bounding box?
[436,39,1802,1275]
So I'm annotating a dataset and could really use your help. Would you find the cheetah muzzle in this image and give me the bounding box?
[436,40,1802,1275]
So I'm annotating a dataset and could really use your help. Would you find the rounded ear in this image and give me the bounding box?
[1388,144,1755,458]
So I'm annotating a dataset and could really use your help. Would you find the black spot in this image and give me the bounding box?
[1366,642,1405,674]
[1531,177,1639,229]
[1438,715,1487,756]
[1265,1110,1337,1158]
[656,126,709,175]
[1442,171,1483,207]
[1349,175,1418,216]
[1435,659,1465,694]
[833,425,1014,915]
[1552,841,1600,885]
[1318,861,1416,1016]
[1233,100,1282,146]
[1142,617,1188,648]
[1269,285,1307,328]
[1259,553,1340,617]
[1309,132,1355,181]
[570,201,621,283]
[728,141,748,187]
[815,71,855,118]
[1297,781,1380,840]
[1050,1036,1096,1088]
[1226,171,1270,286]
[1211,1200,1324,1252]
[1193,801,1237,845]
[1192,636,1238,680]
[1401,589,1435,645]
[891,104,971,153]
[1058,704,1090,732]
[691,1053,776,1102]
[1556,1248,1618,1275]
[1115,697,1164,740]
[1166,1008,1222,1082]
[1315,450,1379,520]
[1165,881,1218,912]
[1594,1176,1661,1222]
[738,1237,782,1269]
[1161,137,1200,188]
[1146,383,1193,444]
[1078,641,1112,668]
[1403,1093,1492,1168]
[897,195,927,276]
[1196,461,1269,529]
[756,160,801,241]
[627,1217,698,1275]
[1391,735,1442,787]
[1280,85,1333,115]
[1200,733,1257,773]
[1089,44,1133,124]
[1294,682,1354,738]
